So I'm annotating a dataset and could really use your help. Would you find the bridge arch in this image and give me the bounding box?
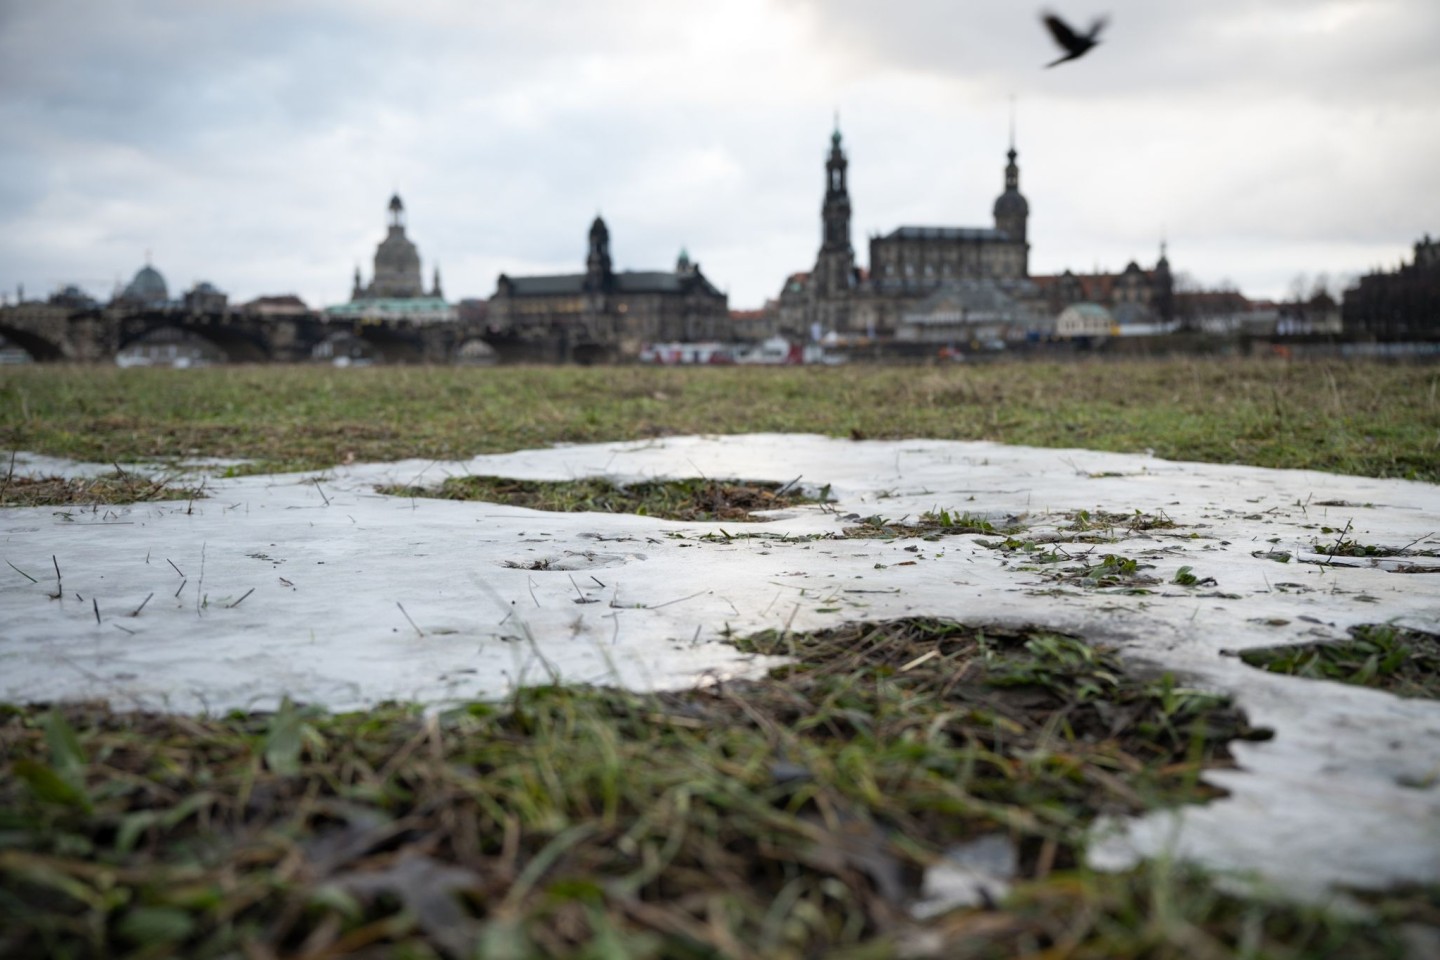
[0,324,66,362]
[311,331,377,366]
[455,338,498,365]
[116,317,271,364]
[354,323,427,364]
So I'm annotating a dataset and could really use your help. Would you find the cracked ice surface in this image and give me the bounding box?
[2,434,1438,902]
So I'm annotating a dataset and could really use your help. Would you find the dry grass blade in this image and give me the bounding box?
[0,619,1399,959]
[0,471,204,508]
[377,475,831,523]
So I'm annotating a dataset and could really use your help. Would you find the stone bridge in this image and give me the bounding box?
[0,303,500,364]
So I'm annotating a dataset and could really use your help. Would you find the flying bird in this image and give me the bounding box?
[1042,11,1107,67]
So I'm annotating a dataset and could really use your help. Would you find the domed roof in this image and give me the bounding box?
[993,189,1028,219]
[122,264,168,304]
[376,229,418,257]
[993,144,1028,223]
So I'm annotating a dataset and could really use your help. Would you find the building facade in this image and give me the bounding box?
[328,194,454,324]
[1343,234,1440,338]
[485,217,728,362]
[777,124,1035,341]
[352,194,440,300]
[1030,250,1174,330]
[777,124,1174,346]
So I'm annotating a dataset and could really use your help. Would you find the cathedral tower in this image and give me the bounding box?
[585,216,613,292]
[813,123,855,299]
[993,135,1030,277]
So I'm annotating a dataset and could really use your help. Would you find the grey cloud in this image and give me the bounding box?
[787,0,1440,105]
[0,1,1435,307]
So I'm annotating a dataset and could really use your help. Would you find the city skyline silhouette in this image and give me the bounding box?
[1,1,1435,310]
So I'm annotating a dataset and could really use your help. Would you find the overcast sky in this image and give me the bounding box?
[1,0,1436,310]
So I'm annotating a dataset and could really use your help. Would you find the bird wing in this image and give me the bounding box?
[1042,13,1083,51]
[1087,14,1110,39]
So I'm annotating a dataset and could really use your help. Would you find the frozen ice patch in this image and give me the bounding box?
[2,433,1438,902]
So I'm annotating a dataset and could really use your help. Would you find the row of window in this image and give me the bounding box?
[881,258,1024,279]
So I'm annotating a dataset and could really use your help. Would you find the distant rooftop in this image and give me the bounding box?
[882,226,1006,242]
[502,270,720,298]
[324,296,455,323]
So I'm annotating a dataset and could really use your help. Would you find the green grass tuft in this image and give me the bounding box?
[9,619,1394,958]
[1239,623,1440,700]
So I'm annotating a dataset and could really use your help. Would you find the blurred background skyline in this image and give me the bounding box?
[1,0,1436,309]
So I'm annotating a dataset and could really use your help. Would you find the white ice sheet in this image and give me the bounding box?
[3,435,1437,903]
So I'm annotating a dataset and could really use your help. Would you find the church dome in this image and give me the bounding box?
[371,230,422,298]
[353,194,427,299]
[122,264,169,304]
[377,230,419,260]
[993,189,1028,219]
[992,145,1028,230]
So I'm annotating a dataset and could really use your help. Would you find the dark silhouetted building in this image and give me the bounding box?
[1343,234,1440,338]
[486,217,728,362]
[183,281,228,314]
[780,123,1033,338]
[775,123,1170,345]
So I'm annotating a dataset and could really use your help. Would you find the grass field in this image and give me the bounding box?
[3,358,1438,958]
[2,357,1438,481]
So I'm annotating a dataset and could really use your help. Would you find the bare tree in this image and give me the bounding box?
[1288,273,1309,302]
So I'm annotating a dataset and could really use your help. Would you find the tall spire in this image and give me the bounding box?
[814,121,855,300]
[822,120,851,250]
[993,121,1030,274]
[1000,98,1020,196]
[585,216,612,292]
